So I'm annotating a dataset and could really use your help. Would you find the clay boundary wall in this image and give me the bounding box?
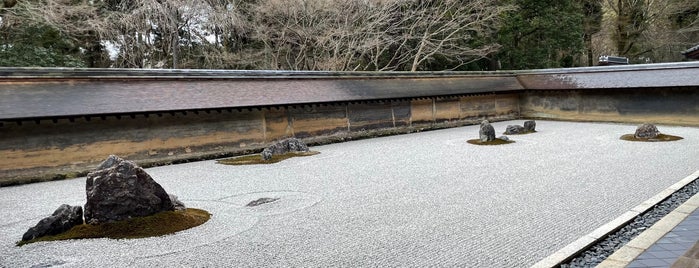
[0,95,519,185]
[1,63,698,186]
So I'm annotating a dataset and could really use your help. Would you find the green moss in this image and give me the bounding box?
[17,208,210,246]
[620,134,684,142]
[216,151,320,165]
[467,138,515,145]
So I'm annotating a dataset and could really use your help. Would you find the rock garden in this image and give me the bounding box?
[18,155,210,246]
[217,138,319,165]
[620,123,683,142]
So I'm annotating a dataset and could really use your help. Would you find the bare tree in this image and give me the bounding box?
[249,0,510,71]
[394,0,510,71]
[3,0,511,70]
[4,0,106,45]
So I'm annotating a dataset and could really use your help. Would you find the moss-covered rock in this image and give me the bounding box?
[620,133,683,142]
[217,151,320,165]
[467,138,515,145]
[17,208,210,246]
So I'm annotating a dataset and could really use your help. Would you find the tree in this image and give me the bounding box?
[0,0,90,67]
[581,0,603,66]
[594,0,699,63]
[497,0,585,69]
[248,0,510,71]
[609,0,648,57]
[387,0,511,71]
[0,0,516,70]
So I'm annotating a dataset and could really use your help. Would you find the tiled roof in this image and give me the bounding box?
[682,44,699,59]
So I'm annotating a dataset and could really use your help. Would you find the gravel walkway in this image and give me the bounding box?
[1,121,698,267]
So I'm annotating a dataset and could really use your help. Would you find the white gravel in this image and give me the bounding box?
[1,121,698,267]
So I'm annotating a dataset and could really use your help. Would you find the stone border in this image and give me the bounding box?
[531,170,699,268]
[597,187,699,267]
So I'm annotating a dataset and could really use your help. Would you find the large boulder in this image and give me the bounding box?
[261,138,309,161]
[635,123,660,139]
[524,120,536,132]
[84,155,175,224]
[504,125,525,135]
[22,204,83,241]
[479,120,496,142]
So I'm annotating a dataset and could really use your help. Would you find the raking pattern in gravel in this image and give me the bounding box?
[1,121,698,267]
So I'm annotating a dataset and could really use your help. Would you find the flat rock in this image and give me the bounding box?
[22,204,83,241]
[246,197,281,207]
[84,155,174,224]
[261,138,309,161]
[504,125,525,135]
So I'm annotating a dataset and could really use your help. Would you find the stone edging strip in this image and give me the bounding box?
[531,170,699,268]
[597,184,699,267]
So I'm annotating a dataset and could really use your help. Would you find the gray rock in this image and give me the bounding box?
[524,120,536,132]
[479,120,496,142]
[498,136,509,141]
[246,197,280,207]
[634,123,660,139]
[84,155,174,224]
[261,138,309,161]
[261,150,273,161]
[22,204,83,241]
[504,125,524,135]
[169,194,186,211]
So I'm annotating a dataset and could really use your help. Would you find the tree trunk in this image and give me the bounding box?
[585,33,593,66]
[410,31,429,72]
[172,33,178,69]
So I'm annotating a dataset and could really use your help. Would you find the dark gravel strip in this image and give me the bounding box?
[561,176,699,267]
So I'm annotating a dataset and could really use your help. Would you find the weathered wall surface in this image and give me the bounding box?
[4,86,697,186]
[2,64,699,186]
[0,94,519,186]
[520,87,699,126]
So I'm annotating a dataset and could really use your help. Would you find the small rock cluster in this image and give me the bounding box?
[504,120,536,135]
[478,120,537,143]
[22,155,185,241]
[261,138,309,161]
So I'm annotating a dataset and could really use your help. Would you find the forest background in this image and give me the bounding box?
[1,0,698,70]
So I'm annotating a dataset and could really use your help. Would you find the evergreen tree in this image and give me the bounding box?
[497,0,585,69]
[0,1,87,67]
[613,0,647,58]
[582,0,602,66]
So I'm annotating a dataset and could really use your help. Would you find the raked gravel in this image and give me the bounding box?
[1,121,698,267]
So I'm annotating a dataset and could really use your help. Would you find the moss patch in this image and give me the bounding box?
[17,208,210,246]
[467,138,515,145]
[620,134,684,142]
[217,151,320,165]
